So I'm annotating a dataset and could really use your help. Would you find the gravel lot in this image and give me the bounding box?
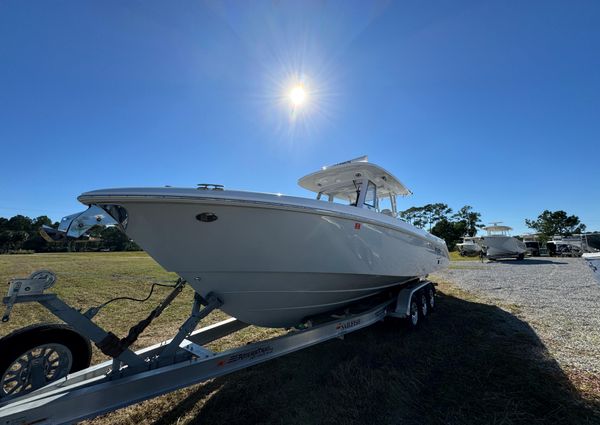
[433,257,600,375]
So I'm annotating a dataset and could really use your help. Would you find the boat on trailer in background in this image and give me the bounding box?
[1,156,448,424]
[546,234,600,257]
[477,223,527,260]
[456,236,483,257]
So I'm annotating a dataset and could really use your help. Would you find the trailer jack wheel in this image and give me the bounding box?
[0,323,91,400]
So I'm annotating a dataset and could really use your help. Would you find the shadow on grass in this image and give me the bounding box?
[152,290,600,425]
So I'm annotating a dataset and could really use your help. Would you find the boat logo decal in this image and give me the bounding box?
[217,345,273,366]
[196,212,218,223]
[336,319,361,331]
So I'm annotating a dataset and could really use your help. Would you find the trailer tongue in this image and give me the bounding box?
[1,271,435,425]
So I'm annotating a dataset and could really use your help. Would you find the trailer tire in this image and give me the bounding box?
[418,290,429,318]
[407,297,420,328]
[425,285,436,312]
[0,323,92,399]
[517,253,525,260]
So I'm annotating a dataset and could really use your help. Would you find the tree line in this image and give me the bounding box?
[524,210,586,242]
[399,203,588,250]
[0,208,589,254]
[0,214,140,254]
[399,204,484,250]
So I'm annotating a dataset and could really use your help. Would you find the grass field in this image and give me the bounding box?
[1,252,599,424]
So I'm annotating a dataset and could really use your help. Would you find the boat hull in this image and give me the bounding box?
[456,242,481,256]
[479,235,526,259]
[79,189,449,327]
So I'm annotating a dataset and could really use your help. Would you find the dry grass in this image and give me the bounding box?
[449,251,482,262]
[1,252,599,424]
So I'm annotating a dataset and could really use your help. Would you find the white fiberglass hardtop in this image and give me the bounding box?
[483,225,514,235]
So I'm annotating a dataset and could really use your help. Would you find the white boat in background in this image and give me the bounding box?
[547,234,600,256]
[456,237,482,256]
[478,224,527,260]
[584,233,600,252]
[583,253,600,283]
[44,156,449,328]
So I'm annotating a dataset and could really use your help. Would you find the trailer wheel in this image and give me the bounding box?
[418,290,429,318]
[407,297,420,328]
[0,323,91,400]
[425,285,435,311]
[517,253,525,260]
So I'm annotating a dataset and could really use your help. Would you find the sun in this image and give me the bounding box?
[289,85,307,106]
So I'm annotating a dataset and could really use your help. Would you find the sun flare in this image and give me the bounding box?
[289,85,307,106]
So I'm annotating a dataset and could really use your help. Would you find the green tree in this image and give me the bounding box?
[525,210,586,239]
[0,230,11,253]
[100,226,130,251]
[424,203,453,230]
[7,215,33,232]
[32,215,53,229]
[452,205,484,237]
[87,225,105,238]
[431,218,468,251]
[9,230,29,250]
[400,203,452,230]
[19,215,54,252]
[400,206,427,228]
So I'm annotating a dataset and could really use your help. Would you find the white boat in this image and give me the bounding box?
[44,157,449,328]
[478,224,527,260]
[547,234,599,256]
[585,233,600,251]
[456,236,482,256]
[583,253,600,283]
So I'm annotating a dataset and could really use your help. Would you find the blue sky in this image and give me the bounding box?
[1,0,599,235]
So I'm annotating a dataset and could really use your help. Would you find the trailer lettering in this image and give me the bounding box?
[336,319,361,331]
[219,345,274,366]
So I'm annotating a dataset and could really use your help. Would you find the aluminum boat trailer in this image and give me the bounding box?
[0,271,436,425]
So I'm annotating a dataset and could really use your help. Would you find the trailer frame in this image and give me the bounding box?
[0,272,434,425]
